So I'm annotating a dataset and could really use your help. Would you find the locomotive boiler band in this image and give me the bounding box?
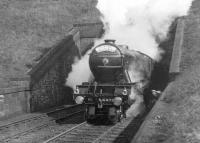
[73,39,154,123]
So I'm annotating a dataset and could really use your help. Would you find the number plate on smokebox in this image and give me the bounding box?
[98,97,113,103]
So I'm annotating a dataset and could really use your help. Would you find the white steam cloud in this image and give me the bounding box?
[97,0,193,60]
[66,54,93,89]
[66,0,193,89]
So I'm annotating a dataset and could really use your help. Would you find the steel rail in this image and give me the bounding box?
[2,110,84,142]
[42,121,87,143]
[92,125,117,143]
[46,104,82,115]
[0,114,46,129]
[92,119,126,143]
[0,104,82,129]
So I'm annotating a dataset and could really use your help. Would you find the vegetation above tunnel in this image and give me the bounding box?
[0,0,100,88]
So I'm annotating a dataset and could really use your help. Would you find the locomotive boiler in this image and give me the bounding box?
[73,40,154,123]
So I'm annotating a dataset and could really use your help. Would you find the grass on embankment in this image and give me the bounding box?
[149,66,200,143]
[0,0,99,88]
[146,0,200,142]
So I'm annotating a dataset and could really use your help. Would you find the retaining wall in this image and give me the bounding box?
[0,28,81,116]
[0,87,30,120]
[132,17,185,143]
[0,22,104,118]
[169,18,185,80]
[28,28,81,112]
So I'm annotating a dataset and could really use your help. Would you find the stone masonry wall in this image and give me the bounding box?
[74,22,104,54]
[29,29,81,112]
[0,87,30,119]
[29,23,104,112]
[0,22,103,116]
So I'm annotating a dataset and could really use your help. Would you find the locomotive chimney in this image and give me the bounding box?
[104,39,116,43]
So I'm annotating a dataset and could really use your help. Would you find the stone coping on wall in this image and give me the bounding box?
[169,17,185,75]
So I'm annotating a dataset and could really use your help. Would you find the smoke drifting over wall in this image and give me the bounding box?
[66,54,93,89]
[66,0,193,89]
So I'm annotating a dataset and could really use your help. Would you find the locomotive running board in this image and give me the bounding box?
[78,83,138,87]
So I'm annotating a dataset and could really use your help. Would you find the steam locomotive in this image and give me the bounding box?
[73,40,154,123]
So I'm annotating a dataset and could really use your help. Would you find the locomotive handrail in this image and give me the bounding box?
[94,42,124,56]
[93,55,123,57]
[124,69,131,83]
[77,83,137,87]
[97,66,123,68]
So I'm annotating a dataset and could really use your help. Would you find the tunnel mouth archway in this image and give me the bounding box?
[152,19,177,90]
[143,19,177,108]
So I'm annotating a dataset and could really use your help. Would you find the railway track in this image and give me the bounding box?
[0,105,153,143]
[0,105,83,129]
[0,104,84,142]
[42,115,145,143]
